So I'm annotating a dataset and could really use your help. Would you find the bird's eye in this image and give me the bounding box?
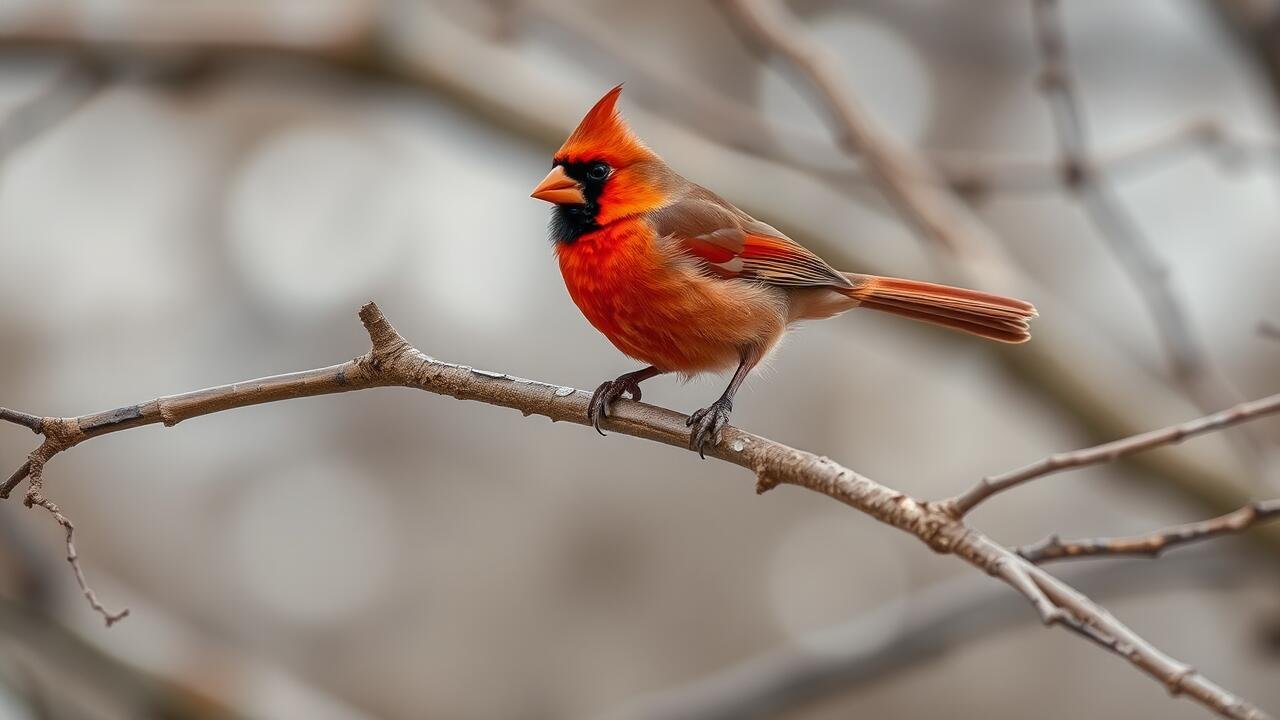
[587,162,610,181]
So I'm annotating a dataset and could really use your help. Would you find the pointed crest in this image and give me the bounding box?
[556,85,654,165]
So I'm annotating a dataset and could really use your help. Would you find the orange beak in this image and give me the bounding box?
[531,165,585,205]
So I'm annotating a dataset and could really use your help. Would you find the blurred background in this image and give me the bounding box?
[0,1,1277,718]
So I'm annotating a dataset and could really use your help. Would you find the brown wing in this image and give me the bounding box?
[649,186,853,290]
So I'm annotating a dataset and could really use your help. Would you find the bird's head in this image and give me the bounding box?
[531,85,671,244]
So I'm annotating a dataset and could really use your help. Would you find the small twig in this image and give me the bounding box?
[717,0,992,256]
[1,461,32,499]
[1019,499,1280,563]
[0,60,108,165]
[992,556,1117,648]
[1029,0,1249,418]
[0,408,43,432]
[990,555,1072,626]
[617,554,1248,720]
[493,0,1280,201]
[0,302,1267,718]
[935,118,1280,197]
[1261,320,1280,342]
[950,391,1280,516]
[2,0,1273,570]
[26,493,128,627]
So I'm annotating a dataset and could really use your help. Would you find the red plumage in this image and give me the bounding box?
[532,87,1037,454]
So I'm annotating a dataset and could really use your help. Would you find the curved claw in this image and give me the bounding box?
[587,374,647,436]
[688,398,732,459]
[588,381,614,436]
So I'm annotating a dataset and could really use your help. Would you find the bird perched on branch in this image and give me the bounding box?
[532,86,1036,456]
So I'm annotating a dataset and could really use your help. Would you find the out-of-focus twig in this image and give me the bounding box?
[0,594,252,719]
[1261,320,1280,341]
[614,553,1252,720]
[0,0,1272,553]
[0,61,107,165]
[491,0,840,176]
[492,0,1280,203]
[0,302,1269,719]
[1029,0,1249,418]
[1205,0,1280,118]
[713,0,1273,548]
[936,117,1280,198]
[950,391,1280,515]
[718,0,990,256]
[1018,499,1280,562]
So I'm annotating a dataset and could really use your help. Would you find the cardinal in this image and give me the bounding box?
[531,86,1036,456]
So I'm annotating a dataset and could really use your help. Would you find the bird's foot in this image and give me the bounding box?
[587,371,647,435]
[687,397,732,459]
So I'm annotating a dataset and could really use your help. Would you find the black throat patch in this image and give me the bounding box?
[549,161,609,245]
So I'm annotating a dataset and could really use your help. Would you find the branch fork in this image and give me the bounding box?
[1,302,1276,718]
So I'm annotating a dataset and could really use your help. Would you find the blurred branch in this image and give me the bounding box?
[495,0,1280,203]
[718,0,980,255]
[0,302,1271,719]
[0,61,107,165]
[493,0,1280,214]
[937,118,1280,198]
[1029,0,1253,434]
[1205,0,1280,116]
[1018,499,1280,562]
[495,0,839,177]
[616,553,1253,720]
[950,391,1280,515]
[0,1,1272,553]
[712,0,1280,561]
[0,1,376,55]
[0,594,250,719]
[1262,320,1280,341]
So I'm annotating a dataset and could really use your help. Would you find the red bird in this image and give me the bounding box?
[532,86,1036,455]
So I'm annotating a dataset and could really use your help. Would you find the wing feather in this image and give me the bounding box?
[650,187,851,289]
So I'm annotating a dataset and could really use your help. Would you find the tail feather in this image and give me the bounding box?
[843,274,1037,344]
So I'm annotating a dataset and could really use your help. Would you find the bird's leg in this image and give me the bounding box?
[688,348,760,458]
[588,366,665,435]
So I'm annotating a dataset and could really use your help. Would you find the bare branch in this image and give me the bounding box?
[938,118,1280,197]
[0,61,108,165]
[717,0,987,255]
[1205,0,1280,118]
[1019,499,1280,563]
[27,494,129,627]
[496,1,1279,201]
[1027,564,1270,717]
[0,0,1270,570]
[1029,0,1247,413]
[617,554,1248,720]
[950,392,1280,515]
[0,5,1271,715]
[0,408,43,432]
[0,302,1268,718]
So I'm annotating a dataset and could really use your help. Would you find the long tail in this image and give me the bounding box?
[842,273,1037,344]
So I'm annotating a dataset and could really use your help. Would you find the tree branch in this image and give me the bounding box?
[0,60,108,165]
[717,0,985,255]
[936,117,1280,198]
[617,553,1250,720]
[495,1,1279,201]
[949,392,1280,515]
[1019,499,1280,563]
[714,0,1278,553]
[0,302,1270,719]
[0,0,1272,568]
[1029,0,1250,418]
